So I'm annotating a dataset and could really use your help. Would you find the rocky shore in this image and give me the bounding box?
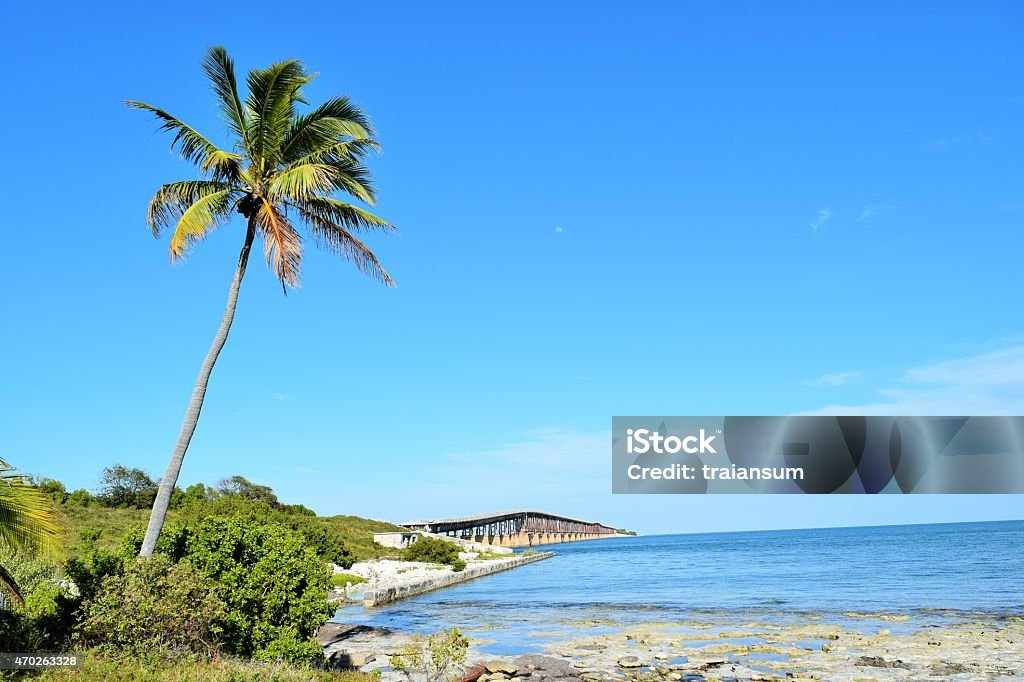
[318,611,1023,681]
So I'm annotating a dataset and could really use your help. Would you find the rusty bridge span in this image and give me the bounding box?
[404,510,619,548]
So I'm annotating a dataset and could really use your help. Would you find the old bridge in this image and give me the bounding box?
[404,510,619,548]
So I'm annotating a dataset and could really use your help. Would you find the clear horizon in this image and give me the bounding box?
[5,1,1024,534]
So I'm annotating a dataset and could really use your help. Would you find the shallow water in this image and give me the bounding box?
[332,520,1023,654]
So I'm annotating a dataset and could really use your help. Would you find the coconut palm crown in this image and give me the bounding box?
[129,46,394,288]
[128,48,394,558]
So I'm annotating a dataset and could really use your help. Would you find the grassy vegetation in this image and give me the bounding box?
[318,514,407,562]
[18,657,378,681]
[58,507,405,563]
[330,572,367,587]
[59,505,182,555]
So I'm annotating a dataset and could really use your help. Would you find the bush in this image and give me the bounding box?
[217,475,279,505]
[97,464,158,509]
[181,516,332,663]
[77,554,226,660]
[120,515,334,664]
[390,628,470,682]
[404,537,466,571]
[32,477,69,505]
[177,495,353,567]
[66,488,95,506]
[0,547,78,652]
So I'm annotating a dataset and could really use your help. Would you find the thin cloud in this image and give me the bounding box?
[799,344,1024,415]
[858,204,883,221]
[810,208,832,232]
[929,127,995,151]
[805,371,861,387]
[408,428,608,519]
[553,226,564,233]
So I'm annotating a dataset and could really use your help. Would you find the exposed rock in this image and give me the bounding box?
[327,651,374,668]
[462,664,488,682]
[486,661,519,675]
[695,657,727,670]
[617,656,643,668]
[514,654,580,678]
[855,656,910,669]
[928,662,970,676]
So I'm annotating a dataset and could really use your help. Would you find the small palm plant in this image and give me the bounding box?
[0,458,64,606]
[128,47,395,557]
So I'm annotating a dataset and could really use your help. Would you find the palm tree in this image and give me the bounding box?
[0,458,64,606]
[129,47,395,558]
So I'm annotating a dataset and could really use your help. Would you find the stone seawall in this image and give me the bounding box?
[363,551,555,606]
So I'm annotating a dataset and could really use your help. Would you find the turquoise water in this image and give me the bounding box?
[333,520,1024,652]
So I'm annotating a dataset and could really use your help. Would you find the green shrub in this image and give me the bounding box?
[176,496,354,567]
[390,628,470,682]
[77,554,226,660]
[217,475,279,505]
[404,537,466,571]
[96,464,159,509]
[118,515,333,664]
[32,477,69,505]
[66,488,95,506]
[180,516,332,663]
[0,546,80,652]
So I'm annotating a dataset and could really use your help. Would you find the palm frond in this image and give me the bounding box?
[126,101,242,180]
[321,157,377,205]
[245,60,311,171]
[256,199,303,287]
[280,97,374,165]
[168,188,239,258]
[294,205,394,286]
[202,46,250,151]
[284,139,380,169]
[147,180,238,237]
[0,459,64,564]
[293,195,396,233]
[268,164,338,202]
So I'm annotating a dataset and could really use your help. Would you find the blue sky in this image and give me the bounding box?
[4,2,1023,533]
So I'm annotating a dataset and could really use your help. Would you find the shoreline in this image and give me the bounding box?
[335,551,555,607]
[319,608,1024,681]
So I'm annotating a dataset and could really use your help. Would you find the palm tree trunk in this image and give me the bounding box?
[140,221,257,558]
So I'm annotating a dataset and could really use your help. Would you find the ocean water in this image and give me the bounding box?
[332,520,1024,653]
